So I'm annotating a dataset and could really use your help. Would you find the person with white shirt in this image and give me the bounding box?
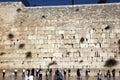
[22,69,25,77]
[14,68,18,78]
[3,69,6,78]
[98,70,103,80]
[29,74,34,80]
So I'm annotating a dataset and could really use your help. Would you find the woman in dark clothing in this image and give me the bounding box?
[107,70,111,78]
[77,69,80,78]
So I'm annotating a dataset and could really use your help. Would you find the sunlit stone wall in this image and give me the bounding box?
[0,2,120,69]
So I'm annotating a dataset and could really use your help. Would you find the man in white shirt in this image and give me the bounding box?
[3,69,6,78]
[14,69,18,78]
[29,74,33,80]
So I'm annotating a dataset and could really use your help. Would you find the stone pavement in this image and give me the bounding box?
[1,75,120,80]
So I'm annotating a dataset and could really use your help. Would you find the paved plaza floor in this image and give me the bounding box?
[0,69,120,80]
[1,75,120,80]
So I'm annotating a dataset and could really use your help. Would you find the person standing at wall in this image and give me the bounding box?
[106,70,111,78]
[80,69,83,80]
[59,70,63,80]
[25,70,29,80]
[2,69,6,78]
[68,69,71,77]
[14,68,18,78]
[63,69,67,79]
[36,68,39,78]
[54,69,63,80]
[112,69,116,77]
[46,69,50,80]
[29,73,34,80]
[26,68,30,77]
[22,69,25,77]
[85,67,90,77]
[119,71,120,76]
[31,68,35,76]
[39,68,43,80]
[97,70,103,80]
[77,68,80,79]
[49,68,52,77]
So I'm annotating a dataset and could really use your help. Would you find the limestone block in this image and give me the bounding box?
[101,44,109,48]
[35,40,44,44]
[99,52,108,57]
[45,26,55,30]
[47,40,56,44]
[101,33,106,38]
[73,43,80,48]
[92,33,102,38]
[44,58,51,62]
[3,40,11,45]
[86,33,91,39]
[80,43,88,48]
[47,35,52,39]
[11,28,18,32]
[110,33,116,38]
[116,33,120,38]
[58,30,64,34]
[53,53,62,58]
[94,43,100,48]
[112,29,120,33]
[88,39,97,43]
[62,58,70,61]
[33,49,41,54]
[69,53,73,57]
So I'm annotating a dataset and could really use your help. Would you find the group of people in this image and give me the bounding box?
[46,68,71,80]
[2,68,71,80]
[2,68,120,80]
[97,69,116,80]
[2,68,42,80]
[23,68,43,80]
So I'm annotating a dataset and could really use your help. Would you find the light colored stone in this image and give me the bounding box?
[0,2,120,69]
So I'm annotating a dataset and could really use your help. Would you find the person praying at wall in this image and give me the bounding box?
[39,68,43,80]
[97,70,103,80]
[26,68,30,77]
[46,69,50,80]
[68,69,71,77]
[14,68,18,78]
[29,73,34,80]
[119,71,120,76]
[63,69,67,79]
[31,68,35,76]
[112,69,116,77]
[85,67,90,77]
[22,69,25,77]
[2,69,6,78]
[49,68,52,77]
[54,69,63,80]
[25,70,29,80]
[36,68,39,78]
[77,68,80,78]
[80,69,83,80]
[106,70,111,78]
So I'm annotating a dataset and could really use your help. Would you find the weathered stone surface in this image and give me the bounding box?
[0,2,120,69]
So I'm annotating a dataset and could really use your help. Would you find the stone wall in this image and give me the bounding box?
[0,2,120,69]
